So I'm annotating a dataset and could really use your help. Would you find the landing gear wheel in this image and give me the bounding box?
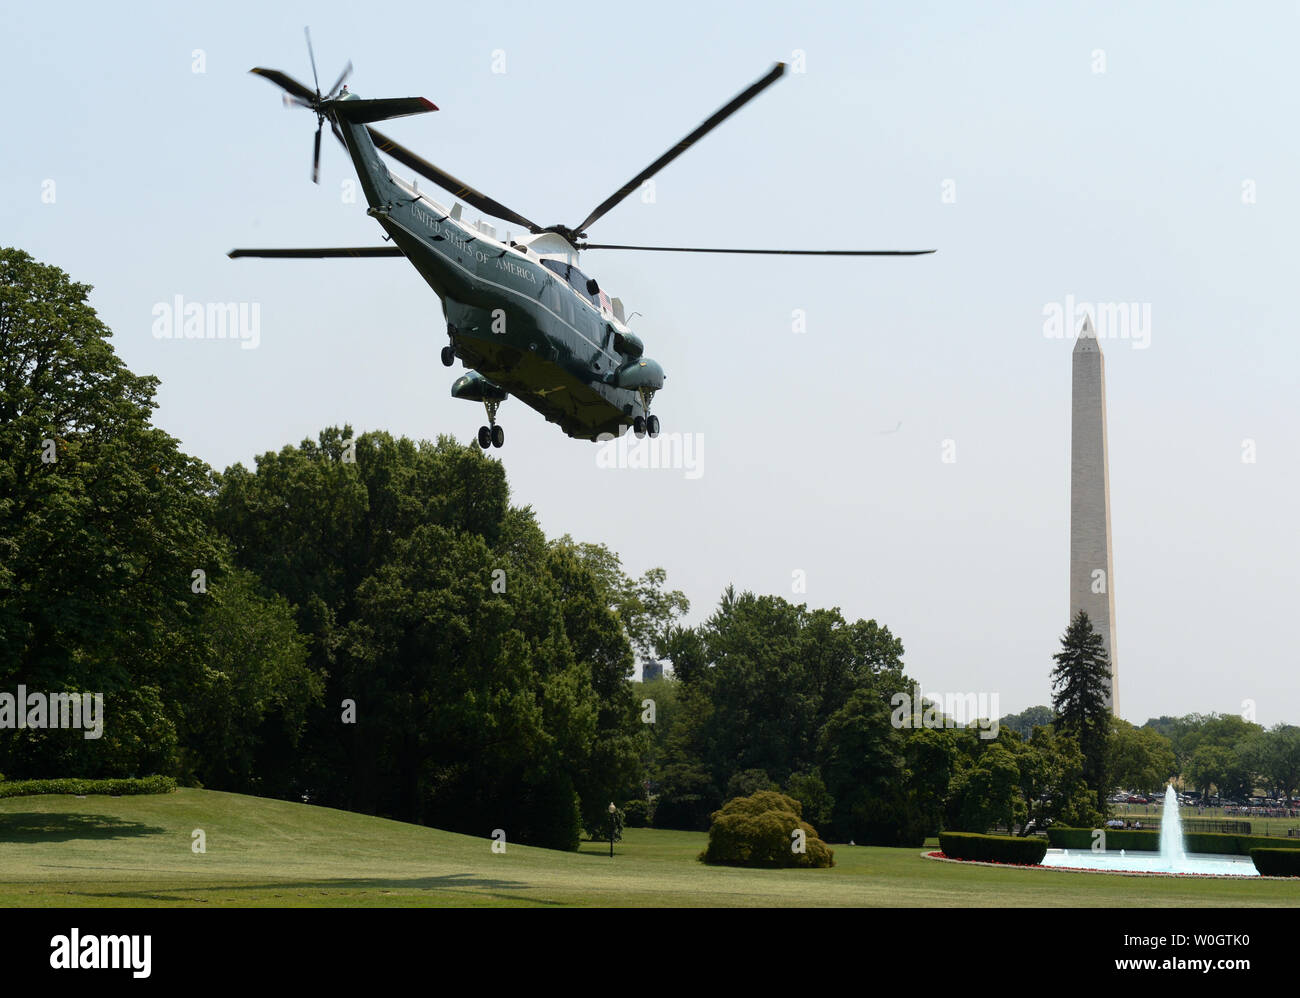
[635,387,657,441]
[441,345,455,367]
[478,398,504,449]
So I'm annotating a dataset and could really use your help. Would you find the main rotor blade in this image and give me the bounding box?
[571,62,787,237]
[304,26,321,97]
[252,67,316,103]
[228,247,406,258]
[312,122,322,184]
[327,60,353,99]
[367,126,543,233]
[579,243,937,255]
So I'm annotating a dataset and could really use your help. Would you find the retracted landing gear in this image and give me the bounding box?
[633,389,660,438]
[477,399,504,449]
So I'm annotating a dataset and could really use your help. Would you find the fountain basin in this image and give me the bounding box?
[1040,848,1258,877]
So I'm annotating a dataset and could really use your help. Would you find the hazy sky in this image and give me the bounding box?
[5,1,1297,724]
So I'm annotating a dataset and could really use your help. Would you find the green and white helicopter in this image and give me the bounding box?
[231,30,933,448]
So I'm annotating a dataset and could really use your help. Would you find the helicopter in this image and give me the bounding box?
[231,30,934,448]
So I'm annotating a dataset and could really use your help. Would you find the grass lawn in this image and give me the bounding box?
[2,789,1298,907]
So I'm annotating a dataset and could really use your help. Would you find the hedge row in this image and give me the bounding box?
[1250,849,1300,877]
[0,776,177,799]
[939,832,1048,865]
[1048,826,1300,857]
[1047,827,1159,851]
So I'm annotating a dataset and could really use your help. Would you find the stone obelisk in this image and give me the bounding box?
[1070,315,1119,713]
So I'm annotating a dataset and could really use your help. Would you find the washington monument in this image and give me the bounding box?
[1070,315,1119,713]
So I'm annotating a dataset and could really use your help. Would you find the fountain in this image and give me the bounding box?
[1039,783,1258,877]
[1158,784,1186,869]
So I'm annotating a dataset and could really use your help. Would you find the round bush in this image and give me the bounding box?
[700,790,834,869]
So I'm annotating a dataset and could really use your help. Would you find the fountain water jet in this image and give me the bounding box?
[1158,784,1187,870]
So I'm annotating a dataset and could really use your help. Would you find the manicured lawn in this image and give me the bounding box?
[1,789,1297,907]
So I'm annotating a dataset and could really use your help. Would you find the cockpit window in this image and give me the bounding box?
[540,259,599,306]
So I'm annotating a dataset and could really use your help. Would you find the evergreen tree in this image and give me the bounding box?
[1050,610,1112,802]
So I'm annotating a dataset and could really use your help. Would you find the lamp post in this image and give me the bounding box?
[608,802,617,858]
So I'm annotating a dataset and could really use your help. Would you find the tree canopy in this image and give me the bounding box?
[6,246,1297,851]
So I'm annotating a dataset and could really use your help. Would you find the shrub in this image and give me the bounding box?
[0,776,176,799]
[622,799,650,828]
[1199,833,1300,855]
[1047,826,1159,851]
[584,806,625,843]
[939,832,1048,865]
[701,791,834,868]
[1251,849,1300,877]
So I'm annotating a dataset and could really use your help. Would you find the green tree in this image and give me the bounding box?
[725,768,778,801]
[1240,725,1300,805]
[551,536,689,662]
[1108,718,1175,796]
[948,743,1025,835]
[180,568,322,791]
[783,768,835,829]
[695,588,905,790]
[818,688,918,844]
[0,248,282,780]
[902,726,959,838]
[1011,726,1101,831]
[215,429,645,846]
[1000,705,1055,739]
[1144,712,1262,788]
[652,761,720,831]
[1050,610,1112,805]
[1185,744,1241,800]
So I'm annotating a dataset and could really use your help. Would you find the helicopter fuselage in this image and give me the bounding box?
[335,95,664,441]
